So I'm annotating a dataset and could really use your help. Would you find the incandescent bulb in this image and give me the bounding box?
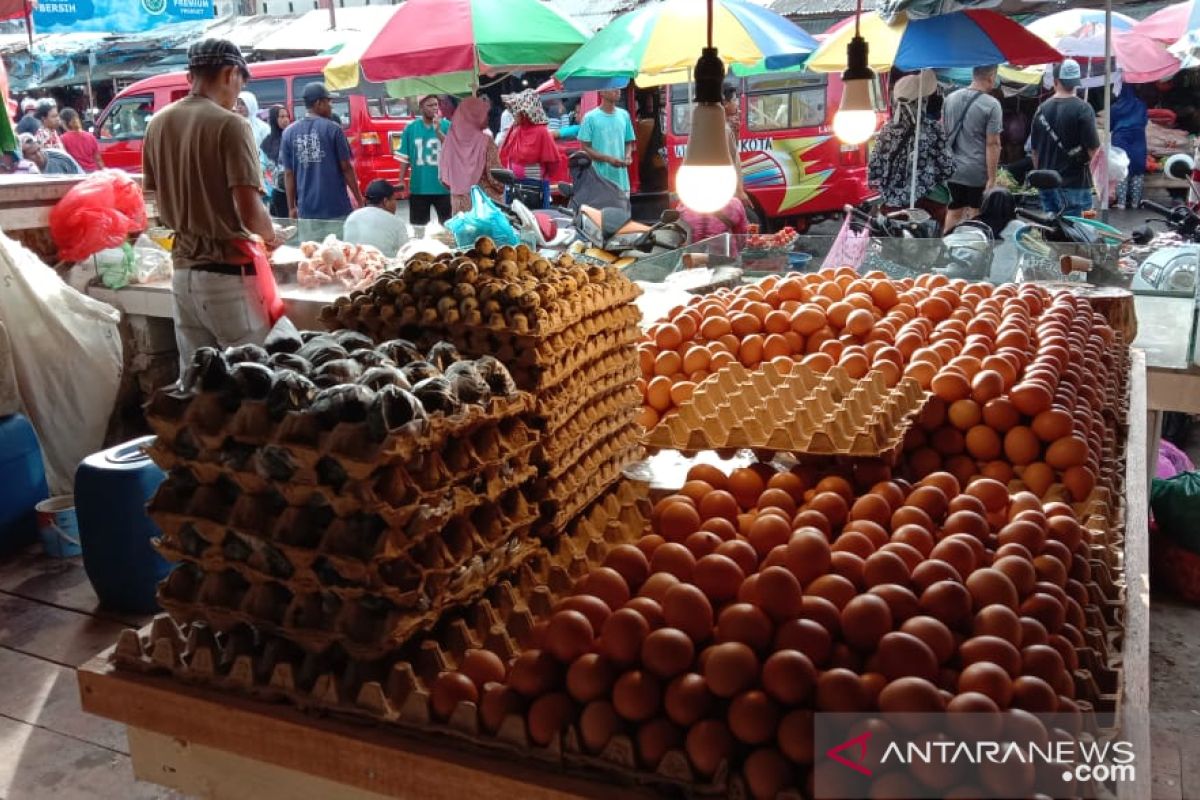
[677,101,737,213]
[832,108,876,146]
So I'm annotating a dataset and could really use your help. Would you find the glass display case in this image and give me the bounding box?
[626,231,1200,370]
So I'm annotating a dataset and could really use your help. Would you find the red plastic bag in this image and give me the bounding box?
[48,170,147,262]
[232,238,285,326]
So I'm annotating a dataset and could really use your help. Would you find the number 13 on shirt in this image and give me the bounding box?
[414,138,440,167]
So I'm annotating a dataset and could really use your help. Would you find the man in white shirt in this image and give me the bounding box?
[342,179,407,257]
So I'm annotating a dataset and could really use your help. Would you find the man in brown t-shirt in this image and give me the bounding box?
[143,39,287,368]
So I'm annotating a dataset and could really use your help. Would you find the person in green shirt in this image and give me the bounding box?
[579,89,636,194]
[397,95,451,228]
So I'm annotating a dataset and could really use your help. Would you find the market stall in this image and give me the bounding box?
[72,228,1152,799]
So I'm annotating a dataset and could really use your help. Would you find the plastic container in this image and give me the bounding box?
[0,414,50,556]
[74,435,169,613]
[34,495,82,558]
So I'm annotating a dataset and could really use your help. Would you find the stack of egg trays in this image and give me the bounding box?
[113,481,748,797]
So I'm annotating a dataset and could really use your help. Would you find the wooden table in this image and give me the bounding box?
[75,355,1153,800]
[77,654,649,800]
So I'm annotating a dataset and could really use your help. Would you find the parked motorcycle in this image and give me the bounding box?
[488,169,576,250]
[842,203,1000,280]
[1132,195,1200,293]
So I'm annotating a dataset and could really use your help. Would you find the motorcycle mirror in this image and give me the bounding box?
[557,182,574,198]
[1026,170,1063,190]
[1165,153,1195,180]
[659,208,681,224]
[489,168,517,186]
[1131,224,1156,245]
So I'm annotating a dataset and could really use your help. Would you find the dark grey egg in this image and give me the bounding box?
[444,361,490,405]
[310,384,376,429]
[263,318,303,354]
[182,347,228,393]
[474,355,518,397]
[223,343,270,365]
[266,371,317,419]
[297,336,350,367]
[349,349,396,369]
[366,385,428,441]
[267,352,312,375]
[401,360,441,385]
[412,376,461,415]
[312,358,363,389]
[376,339,424,366]
[358,366,411,392]
[332,329,375,351]
[227,362,275,401]
[426,341,461,372]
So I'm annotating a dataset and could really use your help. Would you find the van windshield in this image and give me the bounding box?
[669,72,829,135]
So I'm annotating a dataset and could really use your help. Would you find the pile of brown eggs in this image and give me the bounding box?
[428,461,1100,798]
[639,270,1123,500]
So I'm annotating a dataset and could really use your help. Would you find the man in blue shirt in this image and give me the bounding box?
[579,89,636,194]
[281,82,363,238]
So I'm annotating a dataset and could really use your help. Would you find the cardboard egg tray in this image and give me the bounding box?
[535,388,642,468]
[644,361,928,461]
[133,478,649,667]
[534,433,644,533]
[145,427,539,519]
[145,389,534,479]
[532,350,640,433]
[110,480,742,797]
[322,274,641,342]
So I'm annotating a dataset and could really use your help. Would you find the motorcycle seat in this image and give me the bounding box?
[581,205,651,239]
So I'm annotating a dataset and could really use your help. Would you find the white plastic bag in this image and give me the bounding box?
[0,233,123,493]
[132,234,172,284]
[1092,146,1129,197]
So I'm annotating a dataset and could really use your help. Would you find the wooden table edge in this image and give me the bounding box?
[76,652,627,800]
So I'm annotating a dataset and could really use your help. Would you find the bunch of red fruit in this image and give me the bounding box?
[746,226,798,251]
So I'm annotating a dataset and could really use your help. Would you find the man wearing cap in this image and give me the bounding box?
[1030,58,1100,217]
[143,39,288,365]
[342,179,407,257]
[397,94,451,232]
[942,65,1003,230]
[16,98,38,136]
[281,82,363,239]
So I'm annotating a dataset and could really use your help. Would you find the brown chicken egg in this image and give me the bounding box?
[778,709,815,764]
[957,662,1013,708]
[479,683,524,734]
[578,700,620,754]
[900,616,955,664]
[757,566,805,620]
[840,594,894,651]
[704,641,760,698]
[600,607,651,666]
[544,609,595,664]
[965,568,1019,611]
[508,650,561,697]
[566,652,616,704]
[576,567,631,610]
[665,672,714,726]
[686,720,734,778]
[650,543,697,582]
[612,670,661,721]
[879,676,946,714]
[774,618,833,665]
[959,634,1022,678]
[527,692,575,746]
[877,631,939,682]
[869,583,922,623]
[459,648,507,690]
[431,671,479,720]
[716,603,774,652]
[641,628,696,679]
[920,580,973,628]
[729,690,780,745]
[637,718,684,770]
[816,668,870,712]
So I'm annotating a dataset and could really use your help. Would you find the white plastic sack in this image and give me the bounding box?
[1092,146,1130,197]
[0,233,123,493]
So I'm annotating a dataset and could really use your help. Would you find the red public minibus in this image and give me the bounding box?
[94,56,413,192]
[665,70,885,232]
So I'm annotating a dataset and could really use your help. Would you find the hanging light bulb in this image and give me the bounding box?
[832,6,878,146]
[676,2,737,214]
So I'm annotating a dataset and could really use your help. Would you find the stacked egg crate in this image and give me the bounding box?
[145,336,552,657]
[319,239,647,534]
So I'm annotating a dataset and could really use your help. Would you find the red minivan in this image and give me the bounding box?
[664,70,886,232]
[95,56,412,192]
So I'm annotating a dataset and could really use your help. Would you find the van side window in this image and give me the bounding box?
[98,95,154,141]
[247,78,286,110]
[292,74,350,127]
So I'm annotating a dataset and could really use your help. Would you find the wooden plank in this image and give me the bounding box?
[0,547,149,628]
[1151,737,1183,800]
[1146,368,1200,415]
[0,713,177,799]
[128,727,391,800]
[0,648,130,753]
[1122,349,1152,800]
[0,593,133,668]
[79,657,652,800]
[1177,733,1200,800]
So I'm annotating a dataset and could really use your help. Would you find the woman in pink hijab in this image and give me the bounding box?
[439,96,503,215]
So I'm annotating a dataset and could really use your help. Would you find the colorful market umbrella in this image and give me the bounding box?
[1025,9,1136,60]
[324,0,588,96]
[805,10,1064,73]
[552,0,819,90]
[1125,0,1200,70]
